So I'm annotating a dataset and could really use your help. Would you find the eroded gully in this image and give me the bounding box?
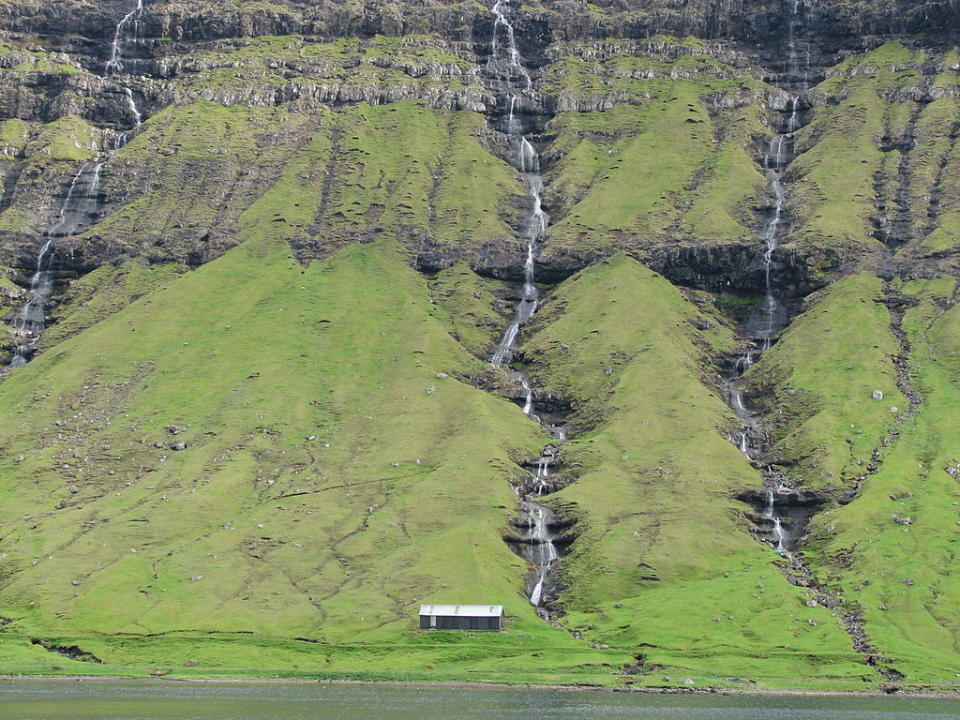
[484,0,572,617]
[723,0,813,556]
[723,1,905,682]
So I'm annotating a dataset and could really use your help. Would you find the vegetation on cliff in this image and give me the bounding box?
[0,0,957,692]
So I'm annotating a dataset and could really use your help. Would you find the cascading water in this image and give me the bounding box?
[485,0,566,611]
[106,0,144,75]
[5,1,145,370]
[7,163,103,368]
[762,489,787,554]
[108,0,146,149]
[725,1,814,553]
[520,504,559,607]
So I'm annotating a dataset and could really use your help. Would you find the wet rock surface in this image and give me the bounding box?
[0,0,953,297]
[736,488,827,551]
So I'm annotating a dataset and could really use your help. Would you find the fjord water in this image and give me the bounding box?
[0,682,956,720]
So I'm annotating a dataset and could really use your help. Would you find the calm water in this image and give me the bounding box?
[0,681,956,720]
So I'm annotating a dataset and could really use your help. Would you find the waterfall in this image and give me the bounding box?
[106,0,144,75]
[528,510,559,607]
[488,125,547,362]
[108,1,146,148]
[487,2,548,370]
[761,490,787,555]
[5,1,146,370]
[725,0,814,552]
[532,456,551,496]
[7,163,103,368]
[484,0,566,610]
[517,503,560,608]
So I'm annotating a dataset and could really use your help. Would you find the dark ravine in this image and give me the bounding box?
[3,0,148,370]
[714,3,911,682]
[723,0,815,554]
[779,554,906,685]
[480,0,576,617]
[29,638,104,665]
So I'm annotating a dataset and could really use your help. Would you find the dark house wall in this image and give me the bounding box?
[419,615,503,631]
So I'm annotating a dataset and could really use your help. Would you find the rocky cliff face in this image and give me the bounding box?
[0,0,958,691]
[1,0,957,417]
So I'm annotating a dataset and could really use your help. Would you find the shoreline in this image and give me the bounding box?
[1,674,958,700]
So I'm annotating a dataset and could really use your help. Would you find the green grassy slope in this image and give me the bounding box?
[0,20,958,692]
[0,236,630,683]
[541,42,771,267]
[745,271,905,493]
[52,99,524,274]
[802,277,960,686]
[521,256,869,690]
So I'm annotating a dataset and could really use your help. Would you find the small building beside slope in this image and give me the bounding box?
[418,604,504,631]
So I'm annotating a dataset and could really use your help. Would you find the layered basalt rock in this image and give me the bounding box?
[736,488,828,550]
[1,0,958,354]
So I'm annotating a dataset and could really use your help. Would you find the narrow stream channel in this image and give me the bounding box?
[5,0,146,370]
[484,0,567,613]
[724,0,816,553]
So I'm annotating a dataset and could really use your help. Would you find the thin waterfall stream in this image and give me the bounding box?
[107,0,145,149]
[4,0,145,370]
[484,0,567,614]
[6,163,103,368]
[724,0,813,553]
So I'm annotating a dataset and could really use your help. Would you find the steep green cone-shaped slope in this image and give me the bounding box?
[803,278,960,685]
[520,256,868,690]
[0,236,632,682]
[745,271,906,493]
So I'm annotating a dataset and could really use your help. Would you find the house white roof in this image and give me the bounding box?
[419,604,503,617]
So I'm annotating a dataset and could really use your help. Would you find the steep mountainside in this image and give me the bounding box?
[0,0,958,691]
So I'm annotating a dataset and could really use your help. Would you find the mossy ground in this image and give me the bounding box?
[0,32,959,693]
[541,43,772,264]
[801,276,960,686]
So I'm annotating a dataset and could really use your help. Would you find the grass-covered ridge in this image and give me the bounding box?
[520,256,870,690]
[801,277,960,686]
[745,271,905,492]
[38,100,525,271]
[0,8,959,692]
[539,41,774,269]
[0,235,631,683]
